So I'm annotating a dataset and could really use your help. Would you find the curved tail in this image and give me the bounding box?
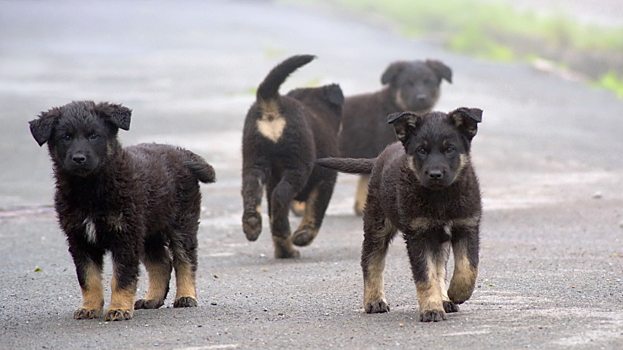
[257,55,316,102]
[315,157,375,175]
[183,152,216,183]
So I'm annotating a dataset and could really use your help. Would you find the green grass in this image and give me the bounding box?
[286,0,623,97]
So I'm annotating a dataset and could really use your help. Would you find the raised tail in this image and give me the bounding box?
[257,54,316,102]
[315,157,375,175]
[183,151,216,183]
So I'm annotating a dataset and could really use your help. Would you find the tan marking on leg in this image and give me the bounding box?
[415,254,444,314]
[448,244,478,304]
[143,260,171,301]
[256,205,261,214]
[295,188,318,233]
[354,174,370,215]
[108,275,136,311]
[79,262,104,313]
[437,242,451,302]
[363,253,386,308]
[174,262,196,300]
[363,219,395,312]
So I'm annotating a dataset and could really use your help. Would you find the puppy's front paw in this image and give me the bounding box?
[104,308,133,321]
[242,212,262,241]
[134,298,164,309]
[443,300,459,313]
[292,226,318,247]
[419,309,446,322]
[365,299,390,313]
[173,296,198,308]
[73,307,103,320]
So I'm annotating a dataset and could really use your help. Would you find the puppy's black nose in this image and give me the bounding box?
[428,170,443,179]
[72,154,86,164]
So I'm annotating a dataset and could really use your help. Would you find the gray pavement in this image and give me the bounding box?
[1,0,622,349]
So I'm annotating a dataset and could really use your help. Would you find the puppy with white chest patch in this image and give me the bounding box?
[241,55,344,258]
[317,108,482,322]
[29,101,216,321]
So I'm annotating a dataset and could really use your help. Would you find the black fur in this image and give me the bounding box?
[241,55,344,258]
[338,59,452,215]
[317,108,482,322]
[29,101,215,321]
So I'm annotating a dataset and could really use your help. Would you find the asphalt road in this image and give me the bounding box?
[1,1,622,349]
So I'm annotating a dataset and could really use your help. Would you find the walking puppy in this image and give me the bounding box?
[29,101,216,321]
[241,55,344,258]
[339,60,452,215]
[317,108,482,322]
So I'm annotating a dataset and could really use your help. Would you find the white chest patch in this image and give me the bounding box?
[257,116,286,143]
[83,217,97,244]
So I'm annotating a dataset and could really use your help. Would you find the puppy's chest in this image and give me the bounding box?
[80,214,124,245]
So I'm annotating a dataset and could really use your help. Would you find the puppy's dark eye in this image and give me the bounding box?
[88,133,99,141]
[446,146,455,155]
[61,134,72,142]
[417,147,427,156]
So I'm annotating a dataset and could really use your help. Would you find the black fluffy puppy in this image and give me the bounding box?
[241,55,344,258]
[339,60,452,215]
[29,101,215,321]
[317,108,482,322]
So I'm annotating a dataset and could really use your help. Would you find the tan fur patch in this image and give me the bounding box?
[407,157,421,181]
[80,262,104,311]
[395,89,408,110]
[448,245,478,304]
[257,100,286,143]
[354,175,370,215]
[416,254,443,312]
[143,260,171,301]
[109,275,136,311]
[297,188,318,231]
[410,217,431,231]
[363,252,387,307]
[174,262,196,300]
[437,242,451,302]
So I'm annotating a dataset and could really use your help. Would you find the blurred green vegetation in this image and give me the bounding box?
[286,0,623,97]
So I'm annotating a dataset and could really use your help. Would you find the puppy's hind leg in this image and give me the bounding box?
[242,167,265,241]
[362,202,397,313]
[293,169,337,247]
[169,228,199,308]
[354,174,370,216]
[135,234,172,310]
[269,170,306,258]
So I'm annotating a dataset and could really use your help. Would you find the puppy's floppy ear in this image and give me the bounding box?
[425,59,452,83]
[381,61,408,86]
[447,107,482,141]
[29,107,61,146]
[95,102,131,131]
[324,84,344,106]
[387,111,422,145]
